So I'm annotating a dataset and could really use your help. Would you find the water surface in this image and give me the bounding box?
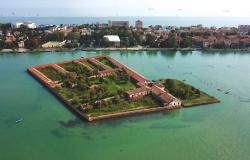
[1,17,250,27]
[0,50,250,160]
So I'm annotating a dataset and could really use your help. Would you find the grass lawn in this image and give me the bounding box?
[38,67,63,81]
[86,95,161,117]
[88,76,136,95]
[80,60,102,70]
[55,87,82,100]
[88,77,102,85]
[105,80,135,95]
[54,70,137,108]
[98,58,117,68]
[59,62,91,76]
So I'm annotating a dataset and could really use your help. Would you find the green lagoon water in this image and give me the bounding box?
[0,50,250,160]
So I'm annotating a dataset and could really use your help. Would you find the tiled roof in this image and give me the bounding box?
[126,87,148,95]
[99,69,116,74]
[151,85,165,95]
[159,93,175,103]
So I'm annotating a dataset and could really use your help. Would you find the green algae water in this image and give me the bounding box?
[0,51,250,160]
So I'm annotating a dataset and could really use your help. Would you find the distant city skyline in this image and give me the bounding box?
[1,0,250,17]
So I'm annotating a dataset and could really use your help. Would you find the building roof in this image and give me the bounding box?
[151,85,165,95]
[154,82,165,89]
[99,69,116,75]
[104,35,120,42]
[41,41,65,48]
[159,93,175,103]
[126,87,148,96]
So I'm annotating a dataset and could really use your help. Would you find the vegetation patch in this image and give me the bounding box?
[54,71,136,106]
[59,62,95,76]
[159,79,220,107]
[86,95,161,117]
[38,60,164,119]
[80,60,102,70]
[50,67,146,114]
[38,67,64,81]
[98,58,118,68]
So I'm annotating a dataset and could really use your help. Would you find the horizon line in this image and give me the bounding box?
[1,16,250,18]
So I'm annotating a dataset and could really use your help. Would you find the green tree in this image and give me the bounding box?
[79,35,92,47]
[144,34,158,48]
[180,36,191,48]
[46,32,65,41]
[113,95,121,104]
[71,97,80,107]
[167,33,178,48]
[67,32,80,42]
[25,36,41,49]
[63,72,77,88]
[0,23,12,33]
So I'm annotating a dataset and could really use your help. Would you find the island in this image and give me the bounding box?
[157,79,220,107]
[27,55,219,121]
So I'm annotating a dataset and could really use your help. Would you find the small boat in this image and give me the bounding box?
[15,118,23,123]
[225,90,230,95]
[217,88,222,92]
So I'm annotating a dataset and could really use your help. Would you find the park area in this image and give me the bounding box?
[35,56,161,119]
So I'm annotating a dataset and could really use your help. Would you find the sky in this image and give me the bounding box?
[1,0,250,17]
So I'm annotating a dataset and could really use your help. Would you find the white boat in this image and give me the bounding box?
[15,118,23,123]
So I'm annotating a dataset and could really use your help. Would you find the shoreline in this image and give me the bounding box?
[182,99,221,108]
[1,47,250,53]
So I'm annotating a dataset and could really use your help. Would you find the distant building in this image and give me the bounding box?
[103,35,121,47]
[125,87,149,100]
[0,30,2,36]
[14,22,36,29]
[151,85,181,107]
[238,25,250,35]
[15,22,24,28]
[135,20,143,29]
[108,20,129,28]
[42,41,66,48]
[18,41,25,48]
[4,33,15,43]
[80,28,93,36]
[96,23,109,28]
[25,22,36,29]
